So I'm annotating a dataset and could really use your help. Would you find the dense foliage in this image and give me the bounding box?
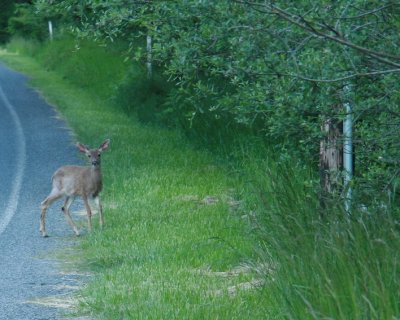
[26,0,400,207]
[0,0,32,43]
[3,2,400,318]
[0,2,13,43]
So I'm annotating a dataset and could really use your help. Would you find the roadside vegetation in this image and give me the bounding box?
[1,1,400,319]
[1,41,266,319]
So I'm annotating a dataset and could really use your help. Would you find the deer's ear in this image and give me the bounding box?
[77,143,89,153]
[99,139,110,152]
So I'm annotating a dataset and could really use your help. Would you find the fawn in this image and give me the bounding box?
[40,139,110,237]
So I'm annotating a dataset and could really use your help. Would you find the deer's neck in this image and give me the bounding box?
[89,165,103,196]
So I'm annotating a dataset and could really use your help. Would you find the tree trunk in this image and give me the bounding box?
[319,116,343,209]
[146,35,152,79]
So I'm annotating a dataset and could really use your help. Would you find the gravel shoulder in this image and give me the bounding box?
[0,63,85,320]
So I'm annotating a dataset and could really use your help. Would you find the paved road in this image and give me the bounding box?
[0,63,84,319]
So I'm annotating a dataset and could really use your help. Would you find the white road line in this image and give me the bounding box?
[0,84,26,235]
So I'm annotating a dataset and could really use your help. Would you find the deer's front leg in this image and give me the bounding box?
[83,196,92,232]
[94,196,104,229]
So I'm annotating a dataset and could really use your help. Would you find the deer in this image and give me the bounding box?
[40,139,110,237]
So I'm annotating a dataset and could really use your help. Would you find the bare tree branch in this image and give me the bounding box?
[245,68,400,83]
[234,1,400,68]
[334,4,394,20]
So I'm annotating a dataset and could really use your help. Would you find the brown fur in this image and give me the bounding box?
[40,139,110,237]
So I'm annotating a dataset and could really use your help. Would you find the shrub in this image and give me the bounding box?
[114,66,172,125]
[8,3,48,41]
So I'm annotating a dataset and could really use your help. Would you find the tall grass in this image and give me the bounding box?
[7,36,127,101]
[6,36,41,56]
[2,36,400,319]
[113,67,172,124]
[238,144,400,319]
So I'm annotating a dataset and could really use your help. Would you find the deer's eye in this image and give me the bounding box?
[88,155,91,158]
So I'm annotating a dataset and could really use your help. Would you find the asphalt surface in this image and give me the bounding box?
[0,63,85,319]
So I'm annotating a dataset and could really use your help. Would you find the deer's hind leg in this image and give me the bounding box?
[83,196,93,232]
[40,189,63,237]
[62,196,80,236]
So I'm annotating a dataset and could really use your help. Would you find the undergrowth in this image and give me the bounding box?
[237,144,400,319]
[2,36,400,319]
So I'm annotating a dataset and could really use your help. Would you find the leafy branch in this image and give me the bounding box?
[235,0,400,69]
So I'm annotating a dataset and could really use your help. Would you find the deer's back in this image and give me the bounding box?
[52,165,102,197]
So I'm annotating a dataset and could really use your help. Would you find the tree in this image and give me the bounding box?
[0,0,32,43]
[0,2,13,43]
[31,0,400,206]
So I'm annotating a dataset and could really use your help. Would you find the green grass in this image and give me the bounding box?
[236,148,400,319]
[6,36,127,100]
[0,42,265,319]
[2,37,400,320]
